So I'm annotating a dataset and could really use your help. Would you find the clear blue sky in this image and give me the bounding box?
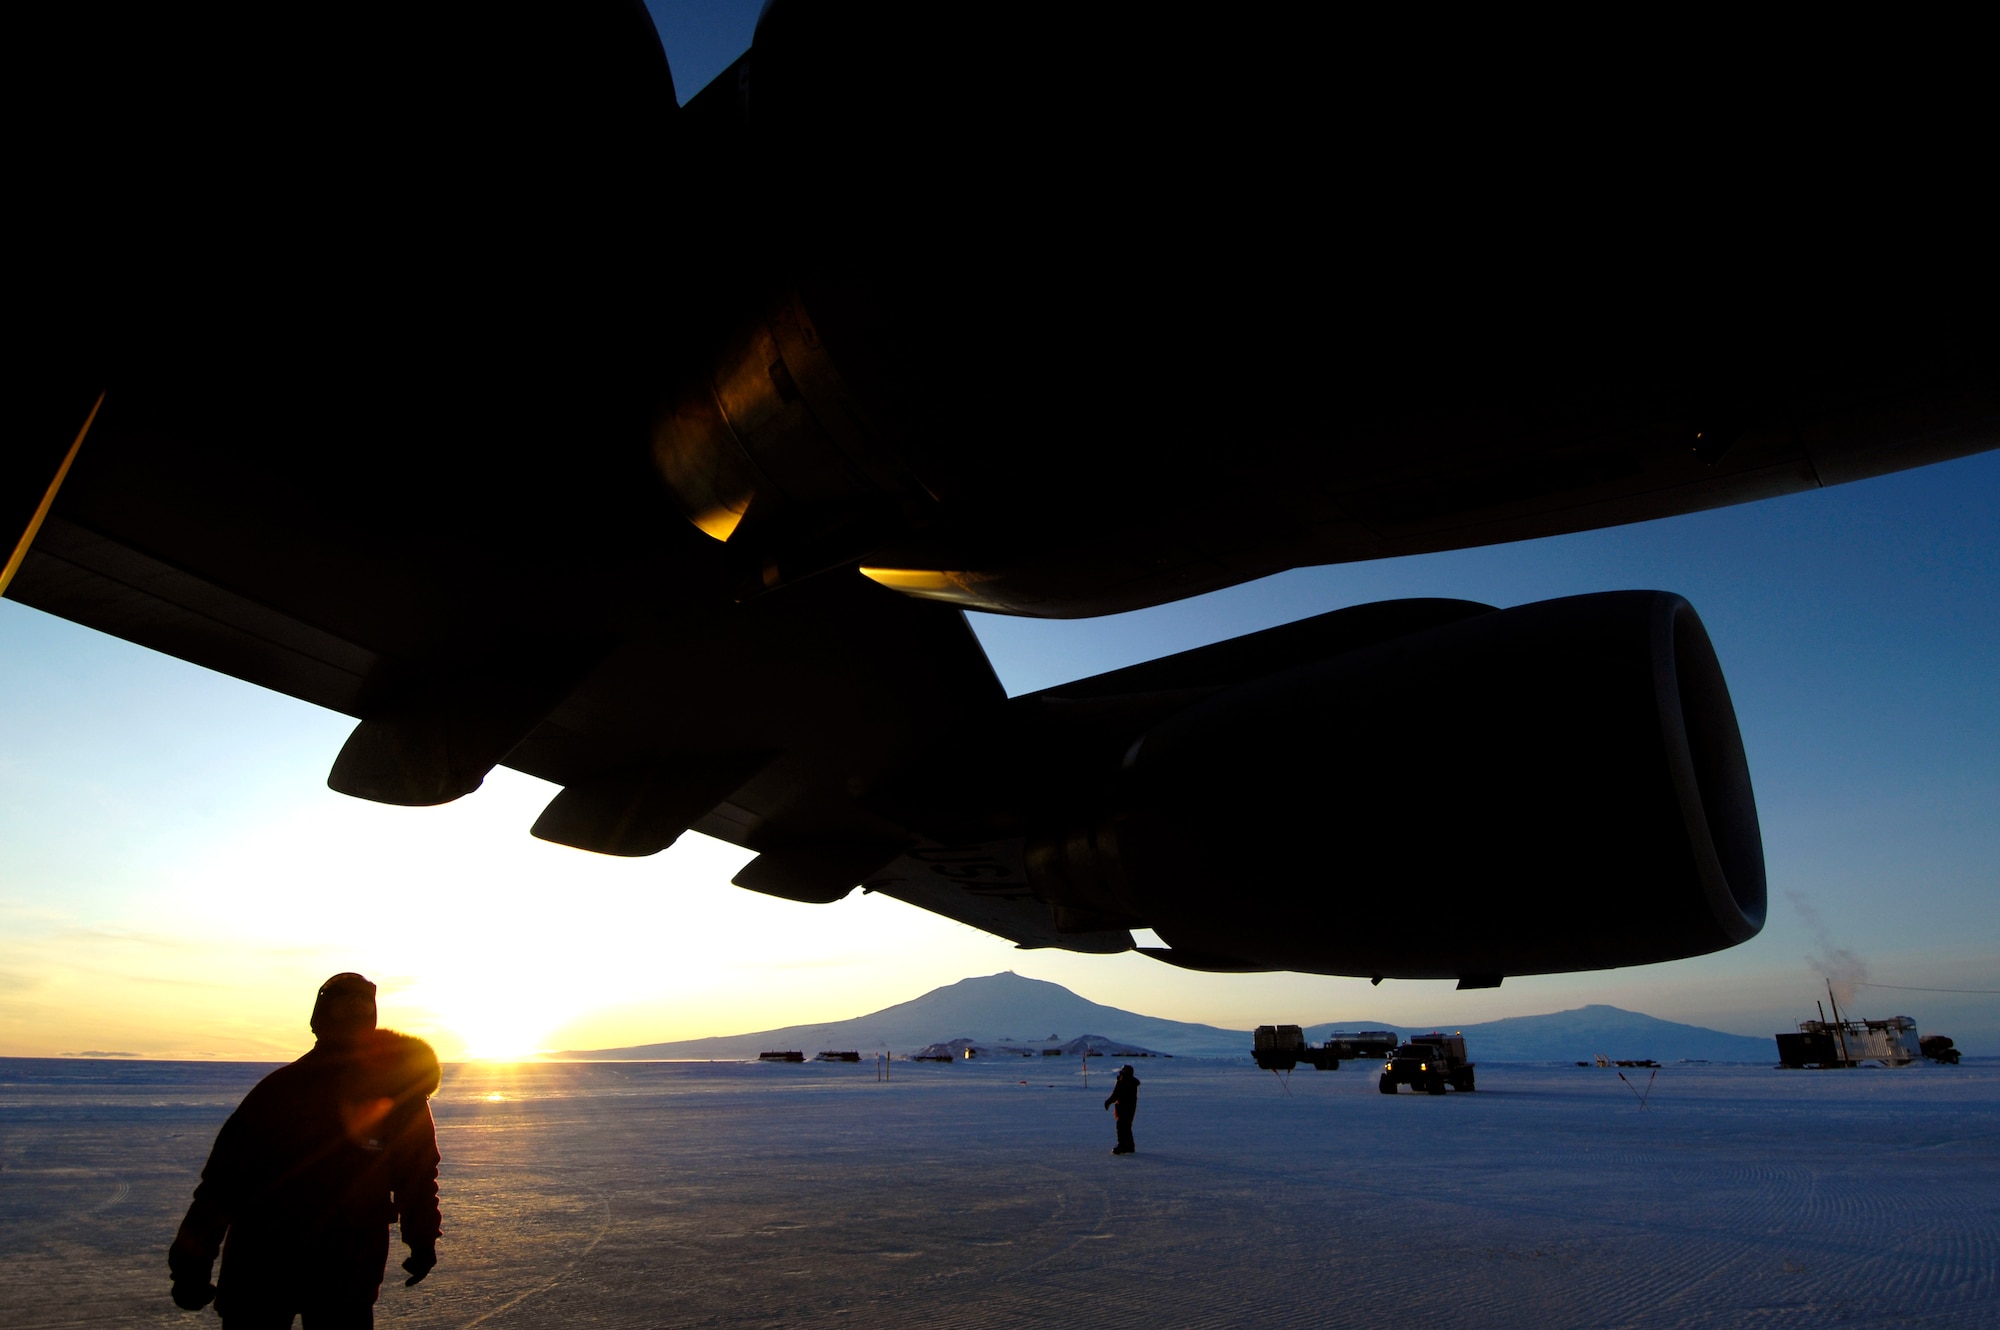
[1,3,1992,1058]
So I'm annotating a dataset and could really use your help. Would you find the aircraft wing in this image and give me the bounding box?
[13,419,1130,949]
[9,446,1012,880]
[862,843,1132,956]
[9,4,1995,981]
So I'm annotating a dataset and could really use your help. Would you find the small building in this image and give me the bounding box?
[910,1034,1166,1062]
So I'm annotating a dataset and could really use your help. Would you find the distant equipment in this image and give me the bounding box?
[758,1050,806,1063]
[1776,1017,1923,1068]
[815,1050,860,1062]
[1775,983,1938,1068]
[1380,1033,1476,1094]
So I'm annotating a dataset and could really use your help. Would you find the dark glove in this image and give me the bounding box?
[168,1239,217,1310]
[402,1242,437,1286]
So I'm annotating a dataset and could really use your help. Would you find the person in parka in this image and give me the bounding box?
[1103,1064,1140,1154]
[169,973,442,1328]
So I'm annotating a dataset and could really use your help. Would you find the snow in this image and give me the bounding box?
[2,1056,1995,1327]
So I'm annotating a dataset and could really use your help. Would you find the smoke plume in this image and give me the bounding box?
[1786,889,1871,1009]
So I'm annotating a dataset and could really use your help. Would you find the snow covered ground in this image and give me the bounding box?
[3,1056,1994,1328]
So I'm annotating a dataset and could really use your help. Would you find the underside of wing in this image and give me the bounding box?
[862,843,1131,955]
[10,3,1995,979]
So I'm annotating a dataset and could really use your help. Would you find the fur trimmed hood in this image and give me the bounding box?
[361,1028,442,1103]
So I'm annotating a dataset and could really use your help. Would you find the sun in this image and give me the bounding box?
[459,1033,543,1062]
[419,985,557,1062]
[451,1009,551,1061]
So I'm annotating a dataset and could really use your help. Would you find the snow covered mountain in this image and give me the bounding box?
[557,971,1248,1059]
[1355,1004,1774,1063]
[554,973,1776,1063]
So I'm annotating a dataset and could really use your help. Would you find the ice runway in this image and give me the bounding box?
[2,1056,1995,1328]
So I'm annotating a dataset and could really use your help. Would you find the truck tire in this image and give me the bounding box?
[1427,1075,1447,1095]
[1463,1070,1476,1092]
[1379,1075,1396,1094]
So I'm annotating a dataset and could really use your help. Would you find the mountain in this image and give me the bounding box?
[1332,1004,1774,1063]
[555,974,1776,1063]
[556,971,1250,1059]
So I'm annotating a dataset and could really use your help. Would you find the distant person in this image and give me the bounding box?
[1103,1064,1140,1154]
[168,973,443,1328]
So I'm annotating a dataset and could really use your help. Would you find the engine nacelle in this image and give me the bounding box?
[1023,591,1765,980]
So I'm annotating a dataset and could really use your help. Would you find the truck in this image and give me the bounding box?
[1254,1026,1403,1071]
[1920,1034,1960,1065]
[1324,1031,1400,1061]
[1253,1025,1339,1070]
[1379,1032,1475,1094]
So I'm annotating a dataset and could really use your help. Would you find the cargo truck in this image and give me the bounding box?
[1379,1032,1475,1094]
[1253,1024,1338,1070]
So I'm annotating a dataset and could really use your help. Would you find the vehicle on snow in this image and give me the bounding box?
[1380,1032,1475,1094]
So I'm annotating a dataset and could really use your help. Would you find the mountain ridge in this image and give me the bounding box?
[553,972,1776,1063]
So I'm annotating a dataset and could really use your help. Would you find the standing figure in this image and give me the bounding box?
[1103,1064,1141,1154]
[169,973,442,1328]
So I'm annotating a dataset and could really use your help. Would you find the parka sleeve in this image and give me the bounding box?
[391,1100,442,1247]
[170,1107,247,1275]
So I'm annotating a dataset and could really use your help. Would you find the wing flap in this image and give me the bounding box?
[863,841,1131,954]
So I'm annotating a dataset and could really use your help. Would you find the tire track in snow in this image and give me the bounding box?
[453,1185,612,1330]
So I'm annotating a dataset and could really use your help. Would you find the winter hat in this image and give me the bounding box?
[310,972,378,1037]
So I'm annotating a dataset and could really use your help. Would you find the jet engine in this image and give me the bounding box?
[887,592,1766,983]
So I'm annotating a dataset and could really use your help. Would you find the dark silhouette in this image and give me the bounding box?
[1103,1064,1140,1154]
[169,973,442,1328]
[21,9,1999,990]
